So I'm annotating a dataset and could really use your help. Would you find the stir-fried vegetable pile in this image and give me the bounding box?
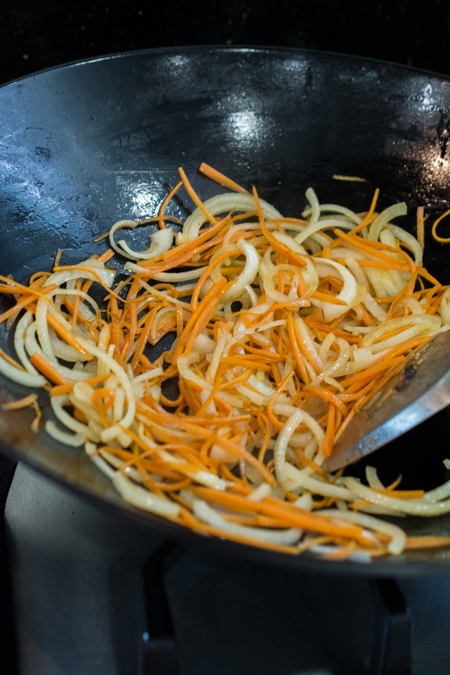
[2,162,450,562]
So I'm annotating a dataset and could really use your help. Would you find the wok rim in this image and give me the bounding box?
[2,43,450,92]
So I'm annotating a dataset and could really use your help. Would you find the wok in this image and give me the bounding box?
[1,46,450,575]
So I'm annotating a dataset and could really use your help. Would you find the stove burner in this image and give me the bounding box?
[2,463,449,675]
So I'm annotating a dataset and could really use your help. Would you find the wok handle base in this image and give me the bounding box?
[370,577,412,675]
[141,539,186,675]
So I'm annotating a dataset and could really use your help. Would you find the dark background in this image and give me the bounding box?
[1,0,450,87]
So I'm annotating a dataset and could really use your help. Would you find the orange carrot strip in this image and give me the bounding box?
[2,394,38,410]
[258,212,308,272]
[158,181,183,229]
[404,536,450,550]
[321,403,336,458]
[46,312,89,358]
[347,188,380,236]
[50,373,111,396]
[29,352,69,385]
[295,446,331,483]
[416,206,425,250]
[178,166,218,225]
[220,356,272,373]
[0,294,39,325]
[357,260,410,271]
[199,162,249,194]
[303,385,347,413]
[432,209,450,243]
[266,370,295,431]
[97,249,115,263]
[339,356,405,388]
[190,247,240,311]
[372,488,425,499]
[310,290,347,306]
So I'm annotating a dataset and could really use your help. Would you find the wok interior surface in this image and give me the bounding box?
[1,46,450,573]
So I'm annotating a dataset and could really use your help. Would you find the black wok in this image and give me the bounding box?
[1,46,450,575]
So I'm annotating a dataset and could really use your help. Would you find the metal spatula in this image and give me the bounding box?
[322,330,450,473]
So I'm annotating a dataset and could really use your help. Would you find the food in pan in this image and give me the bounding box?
[1,162,450,562]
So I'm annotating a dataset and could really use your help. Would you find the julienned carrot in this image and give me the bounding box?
[404,536,450,550]
[0,294,38,325]
[348,188,380,236]
[50,373,111,396]
[303,385,346,413]
[96,248,115,263]
[431,209,450,243]
[178,166,218,226]
[334,227,410,265]
[258,210,308,274]
[357,259,410,271]
[184,280,236,357]
[199,162,249,194]
[220,356,272,372]
[166,277,228,369]
[190,247,241,311]
[158,181,183,229]
[321,403,336,458]
[338,356,405,388]
[2,393,38,410]
[310,290,347,306]
[29,352,69,385]
[266,370,295,430]
[372,488,425,499]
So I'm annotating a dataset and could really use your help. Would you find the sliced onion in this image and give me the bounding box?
[222,241,260,302]
[313,258,358,321]
[191,332,217,355]
[302,203,362,224]
[363,314,441,348]
[51,394,100,442]
[441,288,450,326]
[310,338,351,386]
[264,264,301,304]
[14,311,43,376]
[179,192,282,243]
[368,203,407,241]
[45,420,84,446]
[193,499,302,545]
[319,509,406,555]
[295,217,357,246]
[0,351,46,388]
[112,472,180,517]
[44,263,116,289]
[384,224,423,265]
[118,227,173,261]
